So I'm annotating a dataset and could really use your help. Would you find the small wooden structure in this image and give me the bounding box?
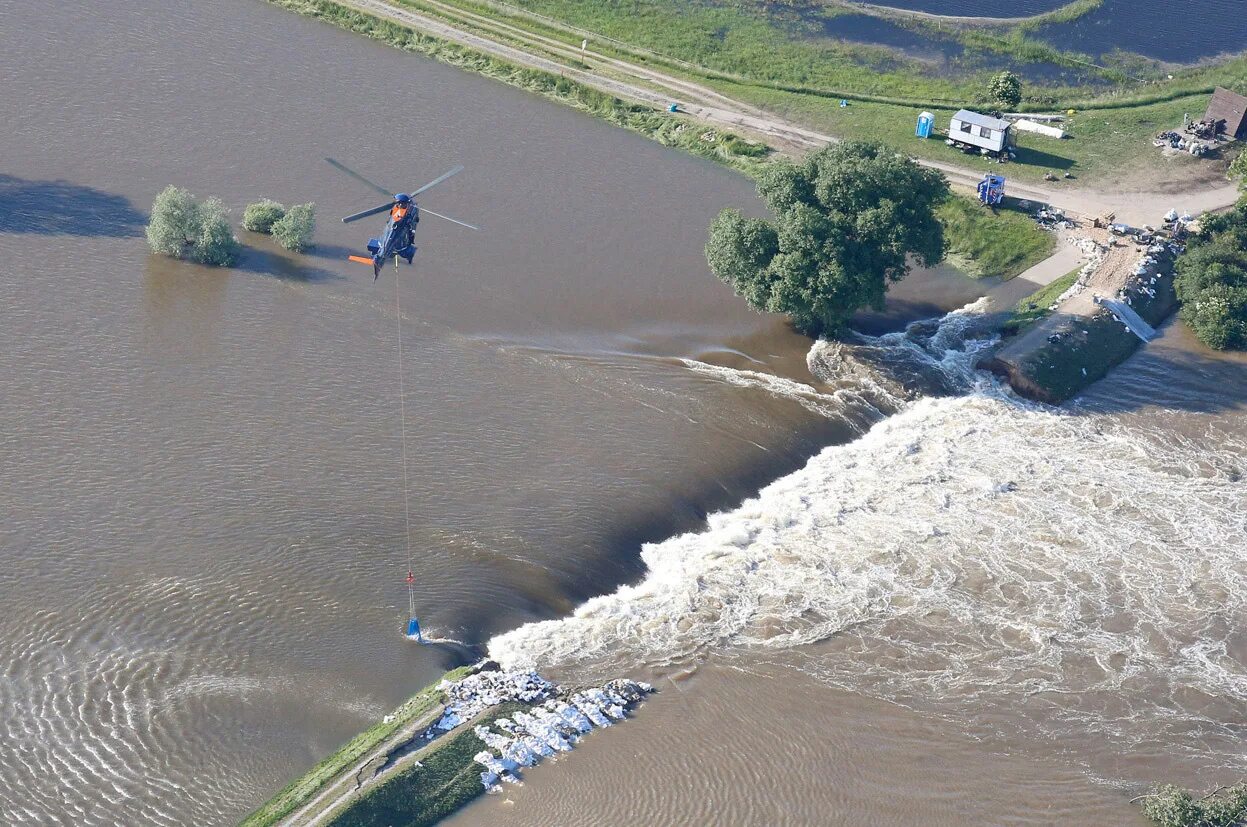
[948,109,1012,155]
[1204,87,1247,140]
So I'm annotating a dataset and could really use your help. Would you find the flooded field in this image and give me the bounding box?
[814,0,1245,68]
[2,0,1245,825]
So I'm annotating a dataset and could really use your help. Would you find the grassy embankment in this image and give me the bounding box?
[936,196,1056,279]
[241,665,475,827]
[321,702,530,827]
[1001,266,1082,334]
[990,255,1179,402]
[394,0,1247,184]
[269,0,770,173]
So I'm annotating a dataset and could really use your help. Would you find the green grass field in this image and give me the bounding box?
[395,0,1247,184]
[1001,266,1082,334]
[937,197,1057,280]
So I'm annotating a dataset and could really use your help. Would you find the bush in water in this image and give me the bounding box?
[271,202,315,252]
[243,199,287,233]
[1140,783,1247,827]
[705,141,947,336]
[145,185,241,267]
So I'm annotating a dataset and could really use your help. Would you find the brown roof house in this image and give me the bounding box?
[1204,87,1247,139]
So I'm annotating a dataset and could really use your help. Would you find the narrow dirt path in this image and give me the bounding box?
[275,703,446,827]
[337,0,1241,225]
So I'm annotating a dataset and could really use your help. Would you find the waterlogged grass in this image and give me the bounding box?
[936,197,1056,280]
[322,702,530,827]
[1002,266,1082,334]
[267,0,770,172]
[240,665,475,827]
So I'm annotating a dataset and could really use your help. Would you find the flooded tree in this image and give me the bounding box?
[1175,202,1247,350]
[270,202,315,252]
[1139,783,1247,827]
[242,199,287,233]
[705,142,947,335]
[145,185,240,267]
[989,71,1022,110]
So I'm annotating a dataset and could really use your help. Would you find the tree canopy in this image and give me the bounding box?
[989,71,1022,110]
[145,185,240,267]
[271,202,316,252]
[1175,202,1247,350]
[705,141,948,335]
[243,199,287,233]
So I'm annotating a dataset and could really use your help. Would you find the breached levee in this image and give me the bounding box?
[488,304,1247,770]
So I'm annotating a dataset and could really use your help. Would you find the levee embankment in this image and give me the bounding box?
[243,665,652,827]
[984,233,1180,403]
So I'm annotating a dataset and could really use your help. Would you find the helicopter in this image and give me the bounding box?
[334,159,478,279]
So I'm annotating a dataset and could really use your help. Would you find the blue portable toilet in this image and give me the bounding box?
[916,111,934,139]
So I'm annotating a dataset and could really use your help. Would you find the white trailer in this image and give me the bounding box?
[948,109,1012,155]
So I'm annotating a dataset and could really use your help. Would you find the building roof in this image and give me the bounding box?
[1205,87,1247,139]
[952,109,1012,132]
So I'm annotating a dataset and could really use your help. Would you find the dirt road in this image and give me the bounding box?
[332,0,1241,226]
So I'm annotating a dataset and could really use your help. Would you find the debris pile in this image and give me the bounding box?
[1153,129,1210,156]
[471,679,653,791]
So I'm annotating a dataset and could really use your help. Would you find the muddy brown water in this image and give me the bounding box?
[2,1,1246,825]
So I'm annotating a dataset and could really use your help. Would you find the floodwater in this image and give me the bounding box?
[865,0,1068,16]
[831,0,1247,64]
[476,316,1247,824]
[1035,0,1247,64]
[1,2,1245,827]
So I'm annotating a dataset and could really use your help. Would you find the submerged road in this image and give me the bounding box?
[323,0,1241,225]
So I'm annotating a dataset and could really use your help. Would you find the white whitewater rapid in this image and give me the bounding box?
[489,302,1247,763]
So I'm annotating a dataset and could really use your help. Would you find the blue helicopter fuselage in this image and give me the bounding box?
[368,197,419,268]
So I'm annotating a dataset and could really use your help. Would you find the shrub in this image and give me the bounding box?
[1181,284,1247,351]
[193,198,243,267]
[1175,203,1247,350]
[145,185,241,267]
[1140,783,1247,827]
[271,202,316,252]
[1229,151,1246,189]
[989,71,1023,110]
[243,199,288,233]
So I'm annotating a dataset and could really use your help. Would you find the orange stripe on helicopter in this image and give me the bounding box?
[348,255,374,265]
[392,207,407,220]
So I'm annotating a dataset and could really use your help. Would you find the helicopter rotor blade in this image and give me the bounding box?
[410,165,464,198]
[341,202,394,223]
[420,207,479,231]
[325,157,393,198]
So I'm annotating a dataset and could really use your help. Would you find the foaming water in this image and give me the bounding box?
[491,307,1247,770]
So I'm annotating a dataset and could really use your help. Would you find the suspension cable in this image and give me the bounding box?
[393,264,415,619]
